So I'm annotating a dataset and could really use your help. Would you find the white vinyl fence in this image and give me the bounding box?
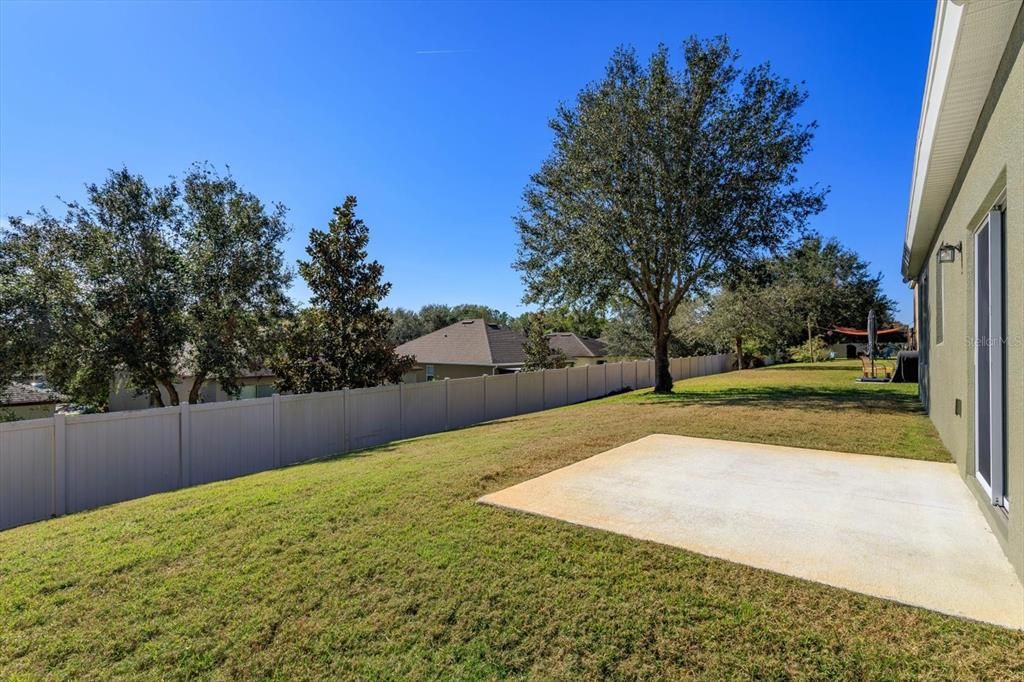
[0,354,732,531]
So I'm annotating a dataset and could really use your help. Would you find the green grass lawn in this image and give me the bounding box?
[2,361,1021,679]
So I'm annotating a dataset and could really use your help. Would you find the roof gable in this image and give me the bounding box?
[546,332,608,358]
[396,319,526,366]
[2,382,67,406]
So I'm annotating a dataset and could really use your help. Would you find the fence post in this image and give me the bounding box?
[603,362,608,396]
[444,379,451,430]
[53,414,66,518]
[482,376,488,421]
[398,383,405,439]
[343,388,351,452]
[272,394,282,468]
[541,369,546,409]
[514,372,519,415]
[180,402,191,487]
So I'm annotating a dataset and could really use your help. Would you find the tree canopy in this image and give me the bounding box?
[2,170,187,406]
[177,164,293,403]
[387,303,525,345]
[2,166,293,408]
[695,234,898,364]
[515,37,825,391]
[273,197,412,393]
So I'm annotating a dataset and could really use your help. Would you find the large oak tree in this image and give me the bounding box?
[178,164,292,404]
[515,38,826,392]
[2,166,292,408]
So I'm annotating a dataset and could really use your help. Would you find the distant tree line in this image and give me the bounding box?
[1,166,409,409]
[595,235,896,365]
[385,303,606,346]
[387,304,523,346]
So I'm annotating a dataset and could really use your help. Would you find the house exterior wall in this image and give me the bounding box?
[917,42,1023,580]
[4,404,57,420]
[402,363,501,383]
[567,356,605,367]
[108,376,277,412]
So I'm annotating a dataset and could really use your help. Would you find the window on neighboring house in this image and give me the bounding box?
[935,257,944,344]
[425,365,435,381]
[225,382,274,401]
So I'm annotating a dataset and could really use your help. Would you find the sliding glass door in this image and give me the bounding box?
[975,208,1006,508]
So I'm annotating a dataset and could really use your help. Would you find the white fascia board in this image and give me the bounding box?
[904,0,965,278]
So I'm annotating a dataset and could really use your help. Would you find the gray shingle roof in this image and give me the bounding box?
[396,319,527,366]
[546,333,608,358]
[1,382,67,406]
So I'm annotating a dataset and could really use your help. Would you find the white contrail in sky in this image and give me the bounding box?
[415,49,473,55]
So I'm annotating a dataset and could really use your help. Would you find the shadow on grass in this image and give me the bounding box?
[759,363,865,372]
[633,385,925,415]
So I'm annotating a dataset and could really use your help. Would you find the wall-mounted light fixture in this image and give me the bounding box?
[937,241,962,264]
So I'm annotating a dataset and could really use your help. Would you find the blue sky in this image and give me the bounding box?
[0,1,934,320]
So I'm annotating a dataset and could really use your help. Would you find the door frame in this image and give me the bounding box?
[974,205,1006,508]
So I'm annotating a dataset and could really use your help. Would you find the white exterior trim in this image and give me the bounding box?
[903,0,1021,279]
[905,0,964,263]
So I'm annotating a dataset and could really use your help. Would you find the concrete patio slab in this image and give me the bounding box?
[480,434,1024,629]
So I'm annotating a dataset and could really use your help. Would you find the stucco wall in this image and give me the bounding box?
[919,44,1023,579]
[568,356,606,367]
[4,404,56,421]
[402,364,500,383]
[109,377,276,412]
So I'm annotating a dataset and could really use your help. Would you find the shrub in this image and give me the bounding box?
[0,408,22,423]
[788,337,830,363]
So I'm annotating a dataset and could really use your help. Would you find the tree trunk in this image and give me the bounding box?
[188,371,206,405]
[653,326,673,394]
[149,387,165,408]
[735,335,744,370]
[159,378,180,406]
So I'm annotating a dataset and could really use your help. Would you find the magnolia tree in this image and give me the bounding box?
[273,197,413,392]
[515,38,825,392]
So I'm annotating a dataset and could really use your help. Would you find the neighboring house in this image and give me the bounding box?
[108,370,278,412]
[902,0,1023,582]
[397,319,527,382]
[1,381,66,420]
[546,332,609,366]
